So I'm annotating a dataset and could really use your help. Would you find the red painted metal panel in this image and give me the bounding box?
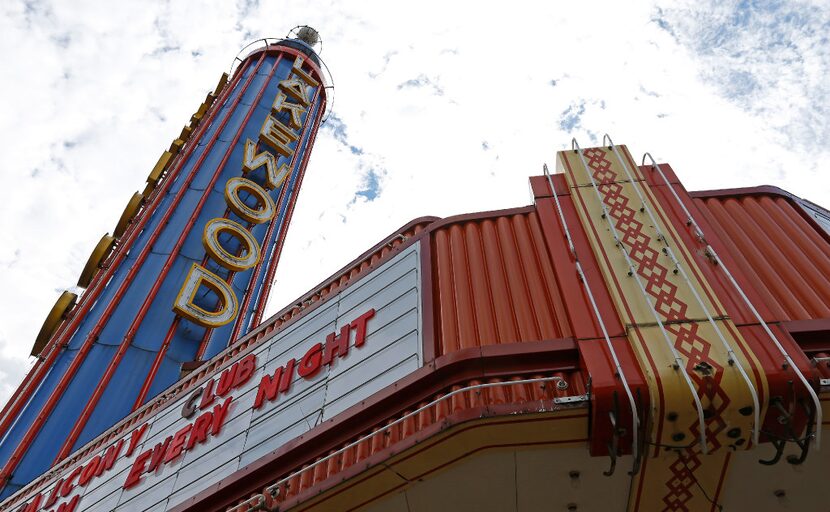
[429,208,574,357]
[693,190,830,323]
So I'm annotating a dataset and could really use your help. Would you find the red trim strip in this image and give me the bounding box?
[130,317,181,410]
[236,81,324,338]
[250,96,325,328]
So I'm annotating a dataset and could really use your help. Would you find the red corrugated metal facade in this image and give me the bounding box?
[693,188,830,322]
[181,164,827,511]
[183,168,824,510]
[430,208,573,356]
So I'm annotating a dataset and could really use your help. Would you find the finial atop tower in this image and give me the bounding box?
[287,25,323,56]
[295,26,320,47]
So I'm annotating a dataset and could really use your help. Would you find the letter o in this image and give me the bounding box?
[203,218,261,272]
[225,177,275,224]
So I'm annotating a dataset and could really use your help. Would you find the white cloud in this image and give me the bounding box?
[0,0,828,410]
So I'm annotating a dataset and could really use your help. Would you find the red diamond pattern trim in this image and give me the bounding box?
[582,148,728,511]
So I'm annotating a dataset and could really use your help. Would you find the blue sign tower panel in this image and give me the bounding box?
[0,36,327,497]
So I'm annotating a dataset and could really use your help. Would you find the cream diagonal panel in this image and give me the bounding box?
[557,145,764,512]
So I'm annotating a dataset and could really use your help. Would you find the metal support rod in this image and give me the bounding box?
[573,138,709,454]
[643,151,822,449]
[604,135,760,447]
[543,163,640,472]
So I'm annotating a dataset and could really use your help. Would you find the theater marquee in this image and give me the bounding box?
[11,243,424,512]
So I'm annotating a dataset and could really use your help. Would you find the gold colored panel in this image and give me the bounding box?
[169,138,185,155]
[77,234,116,288]
[567,179,720,325]
[630,323,758,452]
[32,291,77,356]
[141,181,156,198]
[147,151,173,186]
[556,144,646,187]
[113,192,144,238]
[557,144,767,467]
[191,102,209,125]
[179,125,193,142]
[214,72,229,95]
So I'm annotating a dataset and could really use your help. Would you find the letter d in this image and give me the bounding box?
[173,263,238,327]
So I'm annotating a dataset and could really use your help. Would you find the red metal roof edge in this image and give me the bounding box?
[691,184,830,246]
[690,184,800,200]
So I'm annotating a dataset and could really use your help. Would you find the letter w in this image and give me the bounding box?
[242,139,289,190]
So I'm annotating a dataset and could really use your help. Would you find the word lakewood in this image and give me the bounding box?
[174,57,319,328]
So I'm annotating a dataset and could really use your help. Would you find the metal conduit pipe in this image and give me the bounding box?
[543,162,640,473]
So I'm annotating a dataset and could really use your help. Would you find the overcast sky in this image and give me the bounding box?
[0,0,827,407]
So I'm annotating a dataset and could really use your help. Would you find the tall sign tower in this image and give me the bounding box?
[0,28,328,498]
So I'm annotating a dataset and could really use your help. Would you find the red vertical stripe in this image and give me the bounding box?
[233,86,325,341]
[251,100,326,329]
